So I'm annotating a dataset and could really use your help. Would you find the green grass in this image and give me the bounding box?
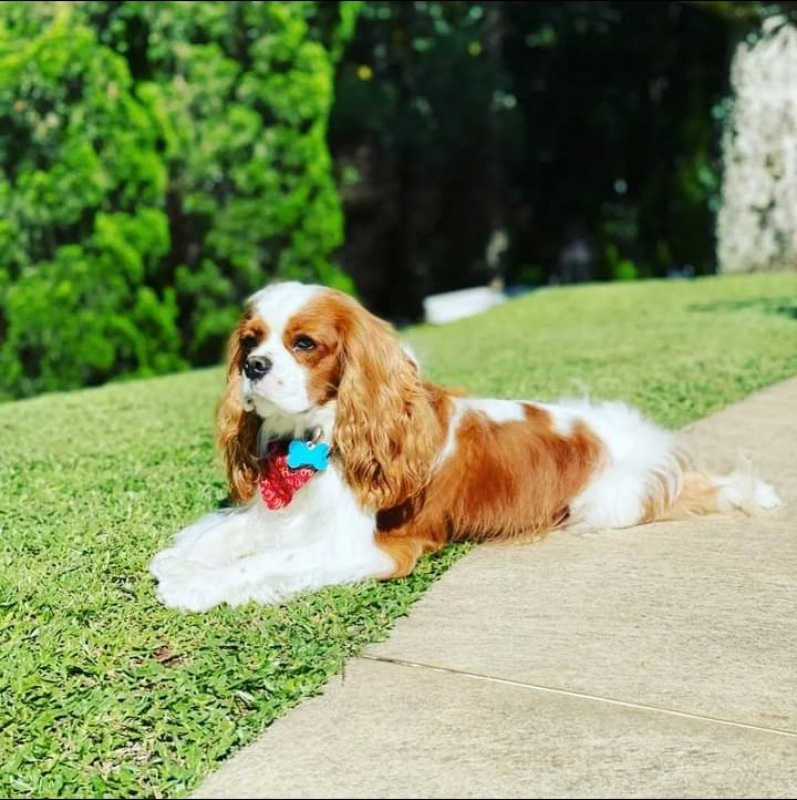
[1,273,796,798]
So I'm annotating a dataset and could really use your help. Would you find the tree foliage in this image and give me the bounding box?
[0,0,358,399]
[327,1,777,320]
[0,5,177,396]
[330,0,516,318]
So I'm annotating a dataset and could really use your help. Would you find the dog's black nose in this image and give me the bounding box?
[244,355,272,381]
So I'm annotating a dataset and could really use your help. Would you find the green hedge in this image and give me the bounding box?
[0,1,360,400]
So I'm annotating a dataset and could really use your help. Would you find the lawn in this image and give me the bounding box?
[1,273,796,798]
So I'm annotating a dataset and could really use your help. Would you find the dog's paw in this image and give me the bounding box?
[149,548,200,582]
[154,574,227,613]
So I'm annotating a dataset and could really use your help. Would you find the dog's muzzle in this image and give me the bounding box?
[244,355,272,381]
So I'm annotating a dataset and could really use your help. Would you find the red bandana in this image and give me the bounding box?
[259,441,317,510]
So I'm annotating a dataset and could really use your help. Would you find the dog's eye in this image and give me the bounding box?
[292,336,316,352]
[241,335,258,352]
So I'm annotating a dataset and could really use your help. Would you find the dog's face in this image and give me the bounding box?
[234,282,346,418]
[217,282,443,509]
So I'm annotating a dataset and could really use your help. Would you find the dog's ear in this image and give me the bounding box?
[216,323,261,503]
[333,301,443,511]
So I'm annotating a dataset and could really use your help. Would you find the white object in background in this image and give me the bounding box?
[422,285,506,325]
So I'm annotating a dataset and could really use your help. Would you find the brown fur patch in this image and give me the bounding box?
[375,402,605,578]
[216,312,270,503]
[656,470,720,521]
[638,449,721,523]
[235,314,269,361]
[322,291,449,511]
[280,294,351,406]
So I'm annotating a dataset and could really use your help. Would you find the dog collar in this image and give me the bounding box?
[258,434,330,511]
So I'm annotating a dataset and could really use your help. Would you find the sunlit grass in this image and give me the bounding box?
[1,272,795,798]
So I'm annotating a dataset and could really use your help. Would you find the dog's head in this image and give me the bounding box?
[217,282,443,509]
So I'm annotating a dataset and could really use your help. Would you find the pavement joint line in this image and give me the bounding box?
[359,653,797,739]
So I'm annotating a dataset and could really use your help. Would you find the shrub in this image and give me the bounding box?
[0,1,359,399]
[0,6,181,398]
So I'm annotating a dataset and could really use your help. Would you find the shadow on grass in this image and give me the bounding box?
[690,296,797,320]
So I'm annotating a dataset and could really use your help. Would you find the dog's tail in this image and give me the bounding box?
[648,453,782,522]
[561,398,783,530]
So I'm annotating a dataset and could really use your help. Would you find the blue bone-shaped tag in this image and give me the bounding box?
[287,439,330,471]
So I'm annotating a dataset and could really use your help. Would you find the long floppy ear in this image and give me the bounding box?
[334,302,444,511]
[216,324,261,504]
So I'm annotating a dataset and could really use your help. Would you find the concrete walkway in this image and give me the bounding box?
[193,378,797,799]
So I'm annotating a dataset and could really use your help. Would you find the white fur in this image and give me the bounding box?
[149,463,393,612]
[556,398,684,529]
[256,403,338,452]
[537,402,578,436]
[465,397,527,423]
[709,458,782,512]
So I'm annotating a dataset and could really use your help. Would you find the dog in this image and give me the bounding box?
[149,281,781,612]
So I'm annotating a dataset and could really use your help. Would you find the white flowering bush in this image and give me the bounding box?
[718,16,797,273]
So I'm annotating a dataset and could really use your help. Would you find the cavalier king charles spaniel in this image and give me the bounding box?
[150,281,781,612]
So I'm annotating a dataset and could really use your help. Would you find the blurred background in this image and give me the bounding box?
[1,0,795,400]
